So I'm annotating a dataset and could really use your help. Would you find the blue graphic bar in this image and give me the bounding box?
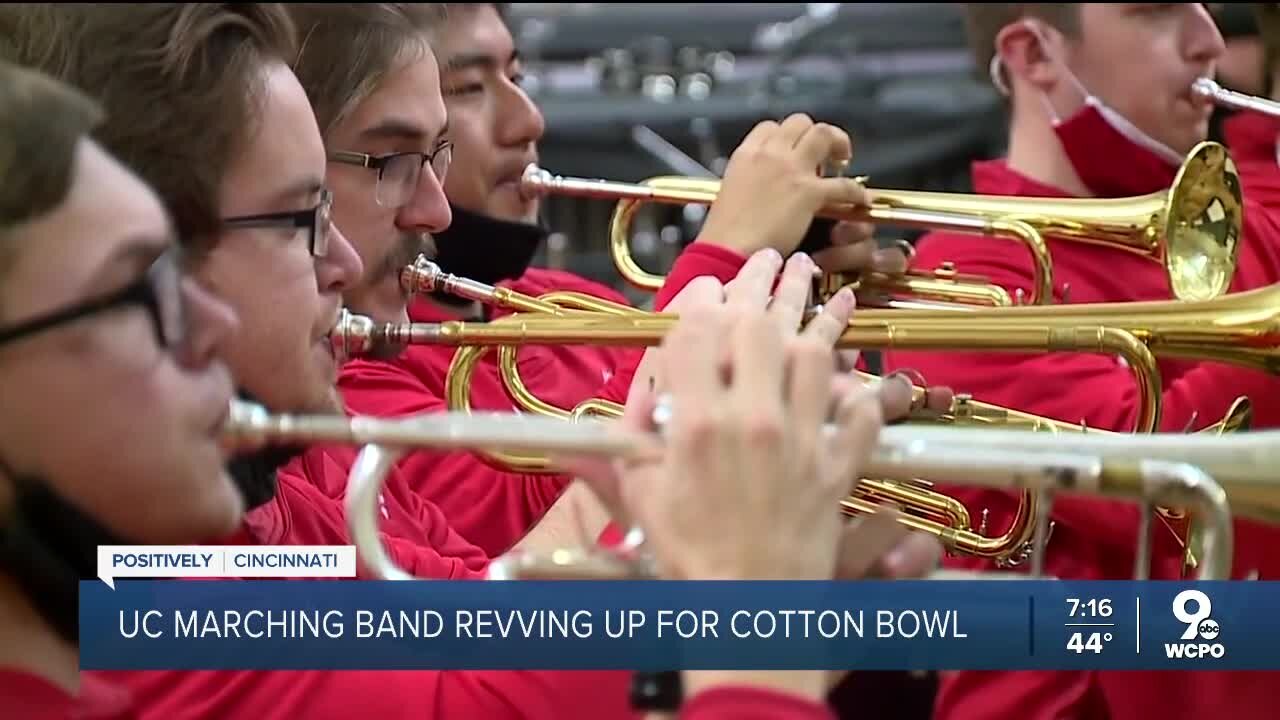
[79,580,1274,671]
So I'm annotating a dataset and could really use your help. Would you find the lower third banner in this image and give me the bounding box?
[79,580,1276,671]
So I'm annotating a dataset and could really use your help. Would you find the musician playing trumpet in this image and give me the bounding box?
[322,2,934,560]
[0,55,942,719]
[874,5,1280,720]
[0,4,946,719]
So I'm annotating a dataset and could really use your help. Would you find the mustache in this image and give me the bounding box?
[371,232,435,285]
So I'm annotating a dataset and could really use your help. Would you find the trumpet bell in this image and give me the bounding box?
[850,140,1240,303]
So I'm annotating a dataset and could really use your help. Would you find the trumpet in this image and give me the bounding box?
[400,255,1252,434]
[219,399,1237,582]
[334,257,1280,565]
[519,140,1243,305]
[331,308,1162,565]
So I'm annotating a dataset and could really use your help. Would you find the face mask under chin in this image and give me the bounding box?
[429,203,548,303]
[0,403,300,648]
[1051,98,1183,197]
[0,463,129,648]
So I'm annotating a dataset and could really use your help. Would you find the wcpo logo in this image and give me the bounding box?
[1164,589,1225,659]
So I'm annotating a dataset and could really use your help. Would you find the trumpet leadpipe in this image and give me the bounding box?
[220,399,645,459]
[400,255,563,314]
[1192,77,1280,118]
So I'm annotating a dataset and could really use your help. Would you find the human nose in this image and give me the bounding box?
[315,221,365,294]
[174,277,241,369]
[396,164,452,235]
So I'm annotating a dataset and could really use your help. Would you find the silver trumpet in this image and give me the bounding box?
[220,399,1236,583]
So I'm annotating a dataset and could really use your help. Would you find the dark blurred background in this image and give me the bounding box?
[515,3,1006,305]
[512,2,1265,307]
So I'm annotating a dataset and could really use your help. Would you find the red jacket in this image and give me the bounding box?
[1225,110,1280,210]
[337,244,749,556]
[2,668,833,720]
[90,450,644,720]
[2,670,137,720]
[247,448,491,579]
[878,159,1280,720]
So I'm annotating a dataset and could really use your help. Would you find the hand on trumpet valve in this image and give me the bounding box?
[836,506,944,580]
[698,113,869,260]
[814,222,910,278]
[869,368,956,419]
[557,250,943,583]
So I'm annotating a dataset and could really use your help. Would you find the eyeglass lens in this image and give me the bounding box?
[376,146,452,208]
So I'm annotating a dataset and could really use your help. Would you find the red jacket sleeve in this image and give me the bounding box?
[679,687,835,720]
[339,358,573,557]
[595,240,751,407]
[654,242,749,311]
[591,242,750,547]
[99,667,638,720]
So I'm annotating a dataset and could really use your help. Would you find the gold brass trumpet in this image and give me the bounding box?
[332,308,1163,565]
[335,259,1280,565]
[518,140,1243,305]
[400,256,1251,435]
[219,399,1238,582]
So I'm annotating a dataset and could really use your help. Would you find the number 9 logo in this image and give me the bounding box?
[1172,589,1213,640]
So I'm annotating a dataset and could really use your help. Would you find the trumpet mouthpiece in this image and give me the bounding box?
[1191,76,1220,100]
[400,254,443,294]
[218,399,272,452]
[520,164,555,200]
[328,308,451,359]
[328,308,381,362]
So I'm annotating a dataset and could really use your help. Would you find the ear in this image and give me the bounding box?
[994,21,1063,96]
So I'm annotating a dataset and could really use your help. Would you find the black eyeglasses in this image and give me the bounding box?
[329,140,453,209]
[0,248,185,351]
[221,188,333,258]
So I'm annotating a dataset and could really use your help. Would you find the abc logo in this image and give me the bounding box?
[1198,619,1220,640]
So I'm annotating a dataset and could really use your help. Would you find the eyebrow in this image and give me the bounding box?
[358,116,449,148]
[92,235,169,284]
[444,48,520,73]
[358,118,431,143]
[267,177,325,209]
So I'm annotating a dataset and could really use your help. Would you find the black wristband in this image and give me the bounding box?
[630,670,683,711]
